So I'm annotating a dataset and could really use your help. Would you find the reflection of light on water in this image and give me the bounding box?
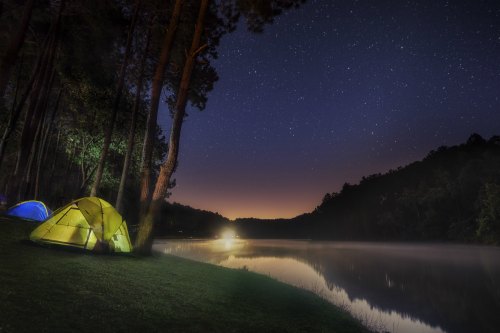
[213,238,244,251]
[220,256,445,333]
[153,239,247,263]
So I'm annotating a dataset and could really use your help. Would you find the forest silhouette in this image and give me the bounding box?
[157,134,500,245]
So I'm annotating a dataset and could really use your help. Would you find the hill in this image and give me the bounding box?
[155,202,230,238]
[235,134,500,244]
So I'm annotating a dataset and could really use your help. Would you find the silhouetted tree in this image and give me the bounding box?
[116,21,152,213]
[90,0,142,197]
[0,0,34,98]
[476,183,500,244]
[138,0,184,216]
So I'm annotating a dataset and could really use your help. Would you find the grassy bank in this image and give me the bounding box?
[0,217,367,332]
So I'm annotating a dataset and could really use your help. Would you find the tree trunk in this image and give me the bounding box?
[139,0,184,213]
[34,88,62,199]
[0,52,24,169]
[64,141,76,180]
[23,68,56,198]
[0,0,34,98]
[79,166,97,197]
[47,128,61,187]
[0,32,50,174]
[135,0,210,254]
[13,0,63,201]
[20,65,56,199]
[78,137,98,198]
[89,0,141,197]
[116,26,151,213]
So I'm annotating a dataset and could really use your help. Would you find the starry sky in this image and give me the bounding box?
[159,0,500,220]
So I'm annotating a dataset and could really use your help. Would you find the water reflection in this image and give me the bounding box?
[153,240,500,333]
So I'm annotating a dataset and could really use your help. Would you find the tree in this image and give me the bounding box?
[0,51,27,168]
[138,0,184,215]
[134,0,306,253]
[33,88,62,199]
[116,22,152,213]
[135,0,211,253]
[90,0,142,197]
[0,0,34,98]
[12,0,64,200]
[476,183,500,244]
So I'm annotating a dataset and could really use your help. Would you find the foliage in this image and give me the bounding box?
[0,0,166,216]
[476,182,500,244]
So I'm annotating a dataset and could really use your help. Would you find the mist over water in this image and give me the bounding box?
[154,240,500,333]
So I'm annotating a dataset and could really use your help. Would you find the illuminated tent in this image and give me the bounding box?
[5,200,51,222]
[30,197,132,253]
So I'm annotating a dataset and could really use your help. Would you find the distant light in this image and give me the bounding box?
[221,229,236,240]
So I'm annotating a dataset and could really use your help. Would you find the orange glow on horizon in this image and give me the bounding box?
[168,156,412,220]
[170,189,321,220]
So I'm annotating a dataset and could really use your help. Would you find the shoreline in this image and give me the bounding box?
[0,218,368,332]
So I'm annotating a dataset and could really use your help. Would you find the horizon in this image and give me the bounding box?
[159,0,500,219]
[169,132,498,220]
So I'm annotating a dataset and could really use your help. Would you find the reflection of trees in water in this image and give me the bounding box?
[246,243,500,333]
[157,240,500,333]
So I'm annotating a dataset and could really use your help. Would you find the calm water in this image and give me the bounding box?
[153,239,500,333]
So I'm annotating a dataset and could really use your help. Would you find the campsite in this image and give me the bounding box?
[1,0,500,332]
[0,217,366,332]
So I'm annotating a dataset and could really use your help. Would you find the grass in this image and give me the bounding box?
[0,217,368,332]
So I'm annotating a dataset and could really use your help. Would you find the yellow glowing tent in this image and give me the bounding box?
[30,197,132,253]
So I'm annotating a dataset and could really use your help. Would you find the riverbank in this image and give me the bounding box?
[0,218,367,332]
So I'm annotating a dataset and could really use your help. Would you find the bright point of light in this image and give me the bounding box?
[221,229,236,240]
[220,229,237,250]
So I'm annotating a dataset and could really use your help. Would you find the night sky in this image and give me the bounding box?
[159,0,500,220]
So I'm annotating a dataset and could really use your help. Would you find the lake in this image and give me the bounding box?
[153,239,500,333]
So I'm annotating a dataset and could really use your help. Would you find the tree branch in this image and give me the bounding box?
[193,43,208,56]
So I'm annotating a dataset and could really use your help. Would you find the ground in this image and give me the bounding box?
[0,217,367,333]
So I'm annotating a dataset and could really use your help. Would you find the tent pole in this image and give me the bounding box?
[83,229,92,250]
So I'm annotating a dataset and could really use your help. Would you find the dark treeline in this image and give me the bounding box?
[303,133,500,244]
[0,0,306,253]
[155,202,228,237]
[159,134,500,245]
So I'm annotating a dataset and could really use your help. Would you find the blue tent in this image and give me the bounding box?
[6,200,52,222]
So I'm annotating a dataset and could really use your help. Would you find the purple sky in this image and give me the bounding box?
[159,0,500,219]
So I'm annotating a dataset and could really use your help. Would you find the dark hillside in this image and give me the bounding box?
[233,134,500,244]
[155,202,230,238]
[296,134,500,243]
